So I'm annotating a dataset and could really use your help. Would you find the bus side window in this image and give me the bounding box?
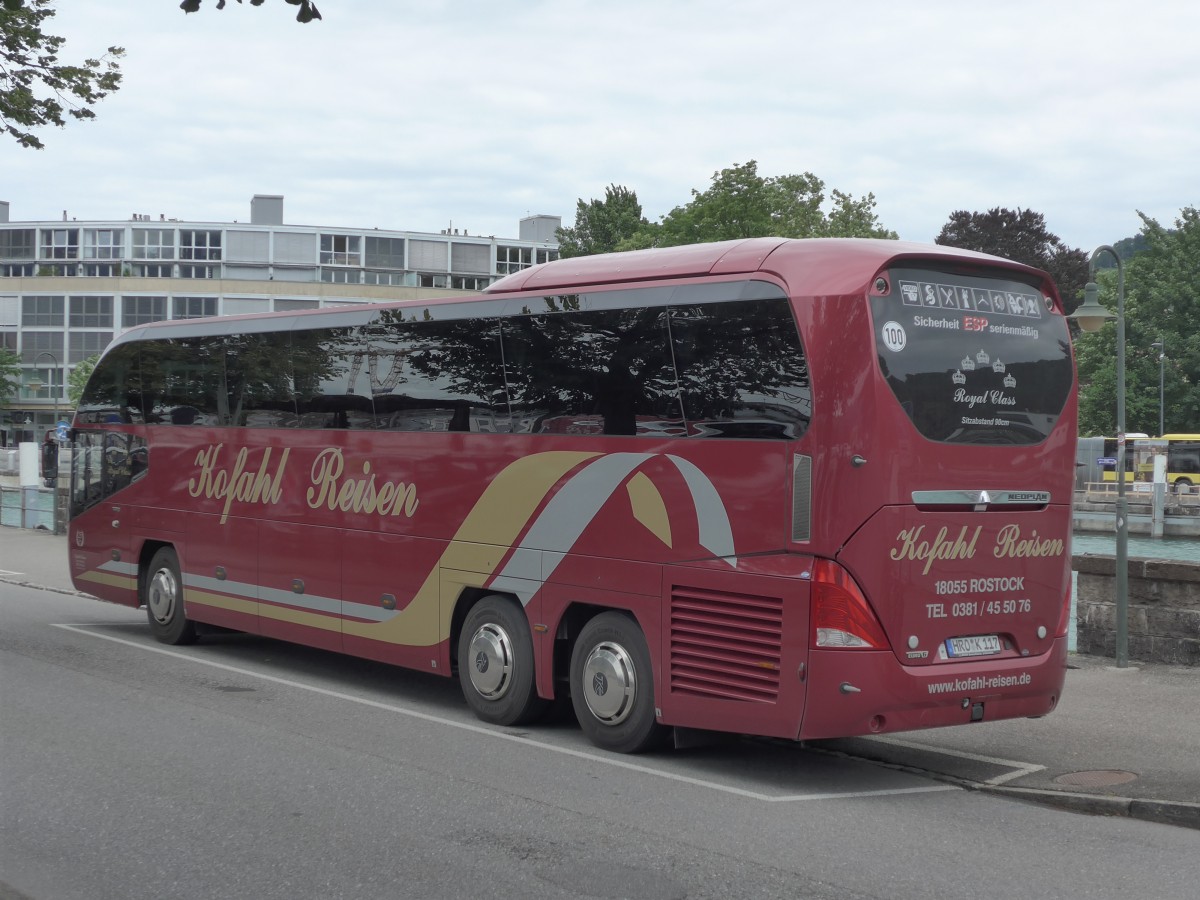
[228,331,298,428]
[360,316,507,433]
[76,342,145,425]
[500,306,680,437]
[669,298,812,439]
[293,327,376,429]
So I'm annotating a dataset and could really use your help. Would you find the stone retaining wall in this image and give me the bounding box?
[1074,554,1200,666]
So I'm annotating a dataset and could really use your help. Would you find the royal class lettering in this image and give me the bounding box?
[306,448,419,517]
[953,387,1017,409]
[993,524,1064,559]
[189,444,289,525]
[890,525,981,576]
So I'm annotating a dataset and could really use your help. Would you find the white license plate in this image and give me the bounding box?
[945,635,1002,658]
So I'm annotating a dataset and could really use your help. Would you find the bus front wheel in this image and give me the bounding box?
[144,547,196,646]
[570,612,667,753]
[457,595,547,726]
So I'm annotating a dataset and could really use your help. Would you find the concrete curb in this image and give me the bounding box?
[0,574,92,599]
[974,784,1200,831]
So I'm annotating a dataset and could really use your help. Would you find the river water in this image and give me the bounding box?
[1072,531,1199,562]
[1068,531,1198,652]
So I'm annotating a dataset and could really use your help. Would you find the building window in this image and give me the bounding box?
[364,236,404,269]
[451,275,491,291]
[496,245,533,274]
[536,248,559,264]
[21,363,64,401]
[36,263,76,277]
[180,230,221,261]
[20,330,63,364]
[417,274,448,288]
[0,330,16,351]
[320,268,361,284]
[81,263,121,277]
[130,263,172,278]
[0,263,35,277]
[0,229,36,260]
[123,296,167,327]
[172,296,217,319]
[22,295,64,326]
[363,270,412,286]
[133,228,175,259]
[69,295,114,327]
[178,264,216,279]
[274,298,320,311]
[83,228,123,259]
[69,331,112,363]
[320,234,361,266]
[39,228,79,259]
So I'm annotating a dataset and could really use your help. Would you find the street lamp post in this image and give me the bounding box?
[1150,339,1165,437]
[33,350,63,535]
[33,350,61,426]
[1069,246,1129,667]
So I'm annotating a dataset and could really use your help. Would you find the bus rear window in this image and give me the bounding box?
[872,267,1072,445]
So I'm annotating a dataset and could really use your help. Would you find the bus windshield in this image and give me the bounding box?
[873,267,1072,445]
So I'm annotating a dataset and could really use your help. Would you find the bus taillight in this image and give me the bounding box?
[811,559,890,650]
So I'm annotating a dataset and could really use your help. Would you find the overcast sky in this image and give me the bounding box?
[3,0,1197,252]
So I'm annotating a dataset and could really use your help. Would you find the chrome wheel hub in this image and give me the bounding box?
[466,623,513,699]
[147,567,178,625]
[580,641,635,725]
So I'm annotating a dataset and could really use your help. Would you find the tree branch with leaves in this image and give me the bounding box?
[0,0,124,149]
[179,0,322,24]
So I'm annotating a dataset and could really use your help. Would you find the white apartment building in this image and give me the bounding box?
[0,195,560,445]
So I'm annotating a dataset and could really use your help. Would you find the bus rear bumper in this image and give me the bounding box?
[797,637,1068,741]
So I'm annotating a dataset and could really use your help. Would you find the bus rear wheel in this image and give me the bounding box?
[457,595,547,726]
[144,547,196,646]
[570,612,667,753]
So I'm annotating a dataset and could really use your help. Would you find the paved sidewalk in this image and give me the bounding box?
[2,526,1197,830]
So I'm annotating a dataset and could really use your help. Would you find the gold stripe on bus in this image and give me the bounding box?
[257,601,342,632]
[184,587,257,616]
[343,451,600,645]
[626,471,673,548]
[76,570,138,591]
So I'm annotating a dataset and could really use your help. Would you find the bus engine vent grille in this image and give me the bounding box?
[792,454,812,542]
[669,586,784,703]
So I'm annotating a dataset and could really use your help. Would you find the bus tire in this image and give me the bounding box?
[457,595,547,726]
[570,612,667,754]
[144,547,196,646]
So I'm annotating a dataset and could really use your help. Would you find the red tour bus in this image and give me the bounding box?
[69,238,1077,753]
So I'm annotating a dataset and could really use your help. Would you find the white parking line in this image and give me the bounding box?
[866,734,1046,785]
[53,624,958,803]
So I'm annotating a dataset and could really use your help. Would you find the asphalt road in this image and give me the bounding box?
[3,584,1197,900]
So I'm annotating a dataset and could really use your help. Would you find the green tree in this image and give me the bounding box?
[630,161,897,250]
[68,353,98,406]
[1,0,124,149]
[1075,208,1200,437]
[179,0,322,24]
[556,185,648,259]
[935,208,1089,314]
[0,347,20,407]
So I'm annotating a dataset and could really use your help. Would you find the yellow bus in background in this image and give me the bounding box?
[1101,434,1200,487]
